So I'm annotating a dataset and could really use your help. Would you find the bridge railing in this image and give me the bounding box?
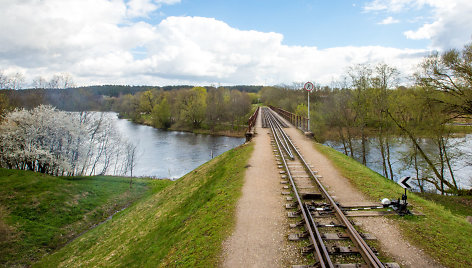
[245,106,260,141]
[269,105,309,132]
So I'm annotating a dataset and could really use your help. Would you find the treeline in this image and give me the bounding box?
[112,86,257,135]
[0,85,191,111]
[262,42,472,195]
[0,83,262,112]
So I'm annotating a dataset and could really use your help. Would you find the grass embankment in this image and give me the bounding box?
[0,169,171,267]
[314,144,472,268]
[35,142,253,267]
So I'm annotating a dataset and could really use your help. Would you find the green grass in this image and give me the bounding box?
[314,143,472,268]
[0,169,171,267]
[34,142,254,267]
[418,193,472,217]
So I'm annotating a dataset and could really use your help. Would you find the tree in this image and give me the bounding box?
[139,90,156,114]
[0,71,8,89]
[48,73,75,89]
[228,90,251,129]
[32,76,48,89]
[0,72,25,90]
[416,41,472,117]
[205,87,227,130]
[371,63,400,179]
[0,106,133,177]
[348,64,373,165]
[152,96,172,129]
[295,103,308,118]
[387,88,460,194]
[180,87,207,128]
[125,143,137,187]
[0,93,8,122]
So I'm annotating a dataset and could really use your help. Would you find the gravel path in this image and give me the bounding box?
[221,114,299,268]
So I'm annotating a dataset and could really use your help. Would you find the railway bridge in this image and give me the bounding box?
[223,106,438,268]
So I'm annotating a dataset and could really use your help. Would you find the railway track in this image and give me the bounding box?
[261,107,399,268]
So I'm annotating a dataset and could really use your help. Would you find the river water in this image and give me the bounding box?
[325,134,472,191]
[112,114,245,179]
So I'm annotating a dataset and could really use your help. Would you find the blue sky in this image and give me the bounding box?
[0,0,471,86]
[151,0,431,48]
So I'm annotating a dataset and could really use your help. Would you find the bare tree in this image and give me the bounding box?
[10,72,25,90]
[32,76,48,89]
[0,71,9,89]
[125,143,137,187]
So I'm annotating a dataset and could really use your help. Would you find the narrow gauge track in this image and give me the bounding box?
[261,107,396,268]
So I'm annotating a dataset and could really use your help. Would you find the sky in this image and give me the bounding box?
[0,0,471,87]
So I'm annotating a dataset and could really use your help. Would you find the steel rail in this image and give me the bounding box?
[305,202,333,267]
[264,109,294,159]
[263,108,329,268]
[267,107,385,268]
[266,110,293,159]
[266,110,294,157]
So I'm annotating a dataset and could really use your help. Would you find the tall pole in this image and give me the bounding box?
[307,90,310,132]
[304,81,314,133]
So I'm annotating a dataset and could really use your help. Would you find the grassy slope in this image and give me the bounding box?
[418,193,472,217]
[0,169,171,267]
[35,142,253,267]
[314,143,472,268]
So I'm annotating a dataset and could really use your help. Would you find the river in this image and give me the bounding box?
[325,134,472,191]
[112,114,245,179]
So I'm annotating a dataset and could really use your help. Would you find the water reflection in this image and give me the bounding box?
[111,114,245,179]
[325,135,472,190]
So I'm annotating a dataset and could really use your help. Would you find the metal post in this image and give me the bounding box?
[307,90,310,132]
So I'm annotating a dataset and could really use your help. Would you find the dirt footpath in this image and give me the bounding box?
[221,114,298,268]
[282,122,443,268]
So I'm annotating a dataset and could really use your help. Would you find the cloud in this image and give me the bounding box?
[365,0,472,49]
[364,0,426,12]
[404,0,472,49]
[0,0,427,86]
[378,16,400,24]
[127,0,180,18]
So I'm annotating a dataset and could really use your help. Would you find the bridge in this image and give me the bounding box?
[223,106,434,267]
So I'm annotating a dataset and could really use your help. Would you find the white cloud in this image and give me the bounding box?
[0,0,428,86]
[365,0,472,49]
[126,0,180,18]
[379,16,400,24]
[403,0,472,49]
[127,0,159,18]
[364,0,426,12]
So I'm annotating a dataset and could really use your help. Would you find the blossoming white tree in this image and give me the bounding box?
[0,105,132,176]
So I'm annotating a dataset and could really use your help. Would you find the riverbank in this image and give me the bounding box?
[34,143,253,267]
[0,169,172,267]
[120,113,247,138]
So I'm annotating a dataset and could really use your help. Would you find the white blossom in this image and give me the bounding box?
[0,105,132,176]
